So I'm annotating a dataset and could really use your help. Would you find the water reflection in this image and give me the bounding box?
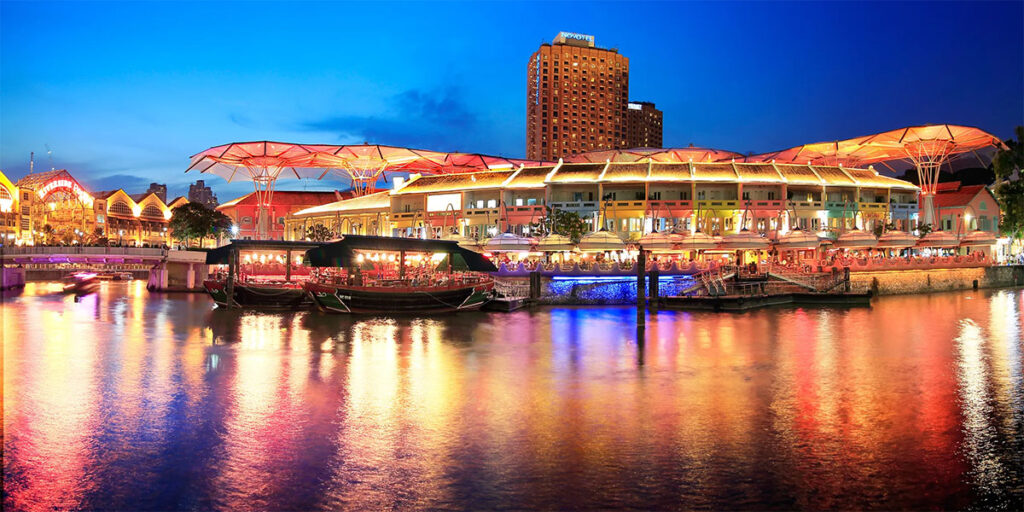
[2,283,1023,510]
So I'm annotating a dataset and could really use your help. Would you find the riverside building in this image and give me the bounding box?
[283,156,921,243]
[0,168,183,246]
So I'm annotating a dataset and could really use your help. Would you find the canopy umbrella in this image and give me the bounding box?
[676,231,719,251]
[567,147,743,163]
[637,232,679,252]
[536,233,575,252]
[717,230,769,251]
[834,230,878,249]
[917,231,960,248]
[484,232,535,252]
[959,230,998,247]
[876,230,917,249]
[578,230,626,252]
[773,229,820,250]
[744,125,1006,227]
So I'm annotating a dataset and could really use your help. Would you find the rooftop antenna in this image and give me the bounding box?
[30,151,34,173]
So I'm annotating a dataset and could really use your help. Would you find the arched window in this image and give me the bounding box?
[110,201,132,215]
[142,204,163,218]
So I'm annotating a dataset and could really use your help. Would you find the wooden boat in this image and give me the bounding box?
[202,240,325,309]
[302,235,497,314]
[63,271,99,294]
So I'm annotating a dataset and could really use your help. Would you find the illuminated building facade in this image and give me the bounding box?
[217,191,351,240]
[2,169,182,246]
[14,170,97,245]
[285,159,920,243]
[625,102,663,148]
[526,32,630,160]
[928,182,1000,235]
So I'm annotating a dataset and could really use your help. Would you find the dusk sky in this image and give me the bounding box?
[2,1,1022,200]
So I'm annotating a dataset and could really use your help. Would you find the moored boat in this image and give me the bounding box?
[302,235,497,314]
[63,271,100,294]
[203,240,325,309]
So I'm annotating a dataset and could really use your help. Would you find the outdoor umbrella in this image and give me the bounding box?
[578,230,626,252]
[834,230,878,249]
[876,231,917,249]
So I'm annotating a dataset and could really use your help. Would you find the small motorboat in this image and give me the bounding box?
[63,272,100,295]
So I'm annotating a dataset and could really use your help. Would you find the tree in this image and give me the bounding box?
[305,224,333,242]
[169,201,233,247]
[41,224,55,245]
[993,126,1024,240]
[531,207,588,244]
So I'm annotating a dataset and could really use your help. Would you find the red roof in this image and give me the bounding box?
[924,181,991,209]
[217,190,352,210]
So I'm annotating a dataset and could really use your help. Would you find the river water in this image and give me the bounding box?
[2,281,1022,510]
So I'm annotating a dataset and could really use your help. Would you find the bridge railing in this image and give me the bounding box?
[0,246,167,257]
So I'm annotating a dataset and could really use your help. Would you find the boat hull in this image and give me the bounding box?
[305,281,494,314]
[203,280,314,309]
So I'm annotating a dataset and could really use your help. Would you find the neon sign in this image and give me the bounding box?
[557,32,594,44]
[36,178,92,203]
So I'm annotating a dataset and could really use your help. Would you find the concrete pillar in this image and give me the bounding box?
[186,263,195,289]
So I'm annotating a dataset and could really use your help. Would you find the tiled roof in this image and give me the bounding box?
[601,163,649,182]
[648,163,693,181]
[504,166,552,188]
[930,182,991,209]
[775,164,822,184]
[292,191,391,217]
[217,191,345,209]
[14,169,75,188]
[812,166,856,185]
[691,163,737,181]
[391,170,514,195]
[547,163,605,183]
[734,163,782,182]
[844,168,918,190]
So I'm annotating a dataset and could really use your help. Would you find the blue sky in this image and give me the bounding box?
[2,0,1022,200]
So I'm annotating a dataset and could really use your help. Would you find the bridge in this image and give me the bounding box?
[0,246,209,290]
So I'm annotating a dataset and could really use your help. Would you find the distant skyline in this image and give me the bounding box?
[2,0,1022,200]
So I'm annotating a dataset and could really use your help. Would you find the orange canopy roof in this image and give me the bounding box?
[745,124,1006,168]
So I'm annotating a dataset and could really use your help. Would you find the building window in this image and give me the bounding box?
[110,201,132,215]
[242,216,252,225]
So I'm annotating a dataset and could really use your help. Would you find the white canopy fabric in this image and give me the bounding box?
[876,231,917,248]
[959,230,998,247]
[578,230,626,252]
[536,234,575,252]
[774,230,820,250]
[718,230,769,251]
[917,231,960,248]
[484,232,535,252]
[676,231,719,251]
[637,232,679,251]
[834,230,878,249]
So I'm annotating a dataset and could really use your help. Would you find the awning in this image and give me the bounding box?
[206,240,324,264]
[304,234,496,271]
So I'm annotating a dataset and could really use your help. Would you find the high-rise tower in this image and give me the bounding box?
[526,32,629,161]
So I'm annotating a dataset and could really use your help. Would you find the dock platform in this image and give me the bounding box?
[661,292,872,312]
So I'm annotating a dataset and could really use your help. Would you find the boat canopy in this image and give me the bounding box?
[303,234,497,271]
[206,240,325,265]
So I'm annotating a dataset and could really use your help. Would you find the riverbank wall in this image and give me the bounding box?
[1,266,26,290]
[147,250,208,292]
[849,265,1024,296]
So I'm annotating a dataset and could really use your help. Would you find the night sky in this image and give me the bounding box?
[2,1,1021,200]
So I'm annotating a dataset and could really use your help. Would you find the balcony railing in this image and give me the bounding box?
[602,200,646,210]
[825,201,858,211]
[549,201,598,211]
[745,199,784,211]
[789,200,824,209]
[696,199,740,210]
[463,207,501,217]
[858,202,889,213]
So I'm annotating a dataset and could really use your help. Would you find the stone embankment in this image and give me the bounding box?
[849,265,1024,296]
